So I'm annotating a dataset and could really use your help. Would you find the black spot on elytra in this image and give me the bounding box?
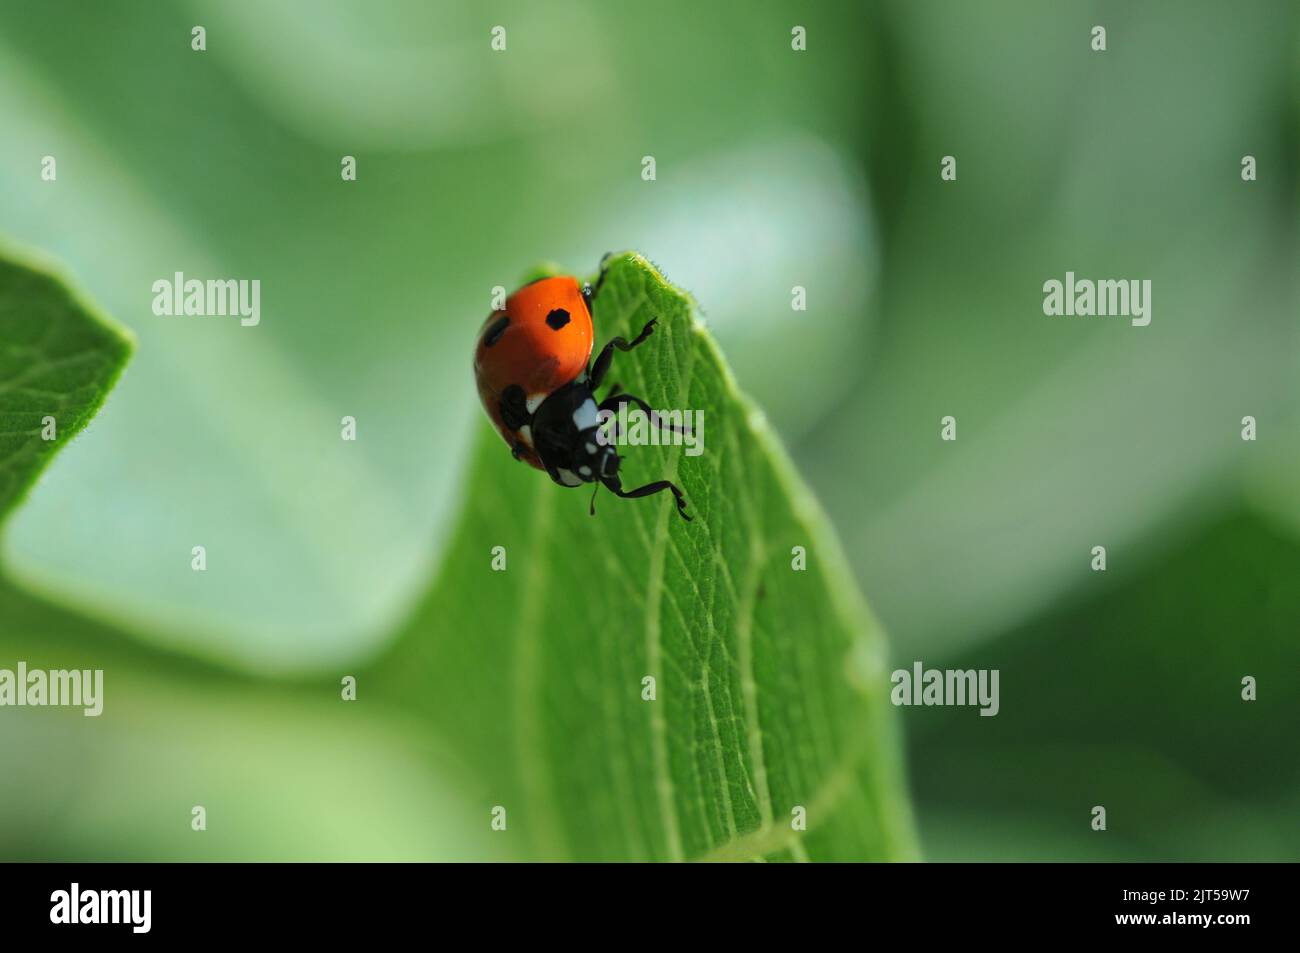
[546,308,570,330]
[499,384,528,431]
[483,315,510,347]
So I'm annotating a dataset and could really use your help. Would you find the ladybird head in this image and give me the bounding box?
[572,429,619,483]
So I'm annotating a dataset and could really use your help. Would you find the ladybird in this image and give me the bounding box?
[473,256,691,521]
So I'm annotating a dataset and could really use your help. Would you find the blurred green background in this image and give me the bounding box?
[1,0,1297,860]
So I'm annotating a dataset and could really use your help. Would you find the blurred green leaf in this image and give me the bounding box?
[371,254,916,861]
[804,0,1300,657]
[907,510,1300,862]
[0,577,509,861]
[0,0,882,668]
[0,249,131,529]
[0,248,503,861]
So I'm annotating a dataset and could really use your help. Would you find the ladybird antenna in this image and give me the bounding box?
[589,482,600,517]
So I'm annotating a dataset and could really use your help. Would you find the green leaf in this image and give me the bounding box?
[808,1,1300,660]
[0,0,878,668]
[0,576,512,861]
[0,250,132,530]
[908,510,1300,862]
[373,253,916,861]
[0,255,501,858]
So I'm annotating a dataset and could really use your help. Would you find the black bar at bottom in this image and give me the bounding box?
[0,861,1284,940]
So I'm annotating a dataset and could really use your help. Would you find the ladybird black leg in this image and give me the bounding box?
[590,318,657,388]
[511,440,528,461]
[604,475,691,521]
[598,391,691,435]
[583,253,616,312]
[593,252,613,298]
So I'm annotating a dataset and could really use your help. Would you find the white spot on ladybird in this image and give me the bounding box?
[573,399,599,430]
